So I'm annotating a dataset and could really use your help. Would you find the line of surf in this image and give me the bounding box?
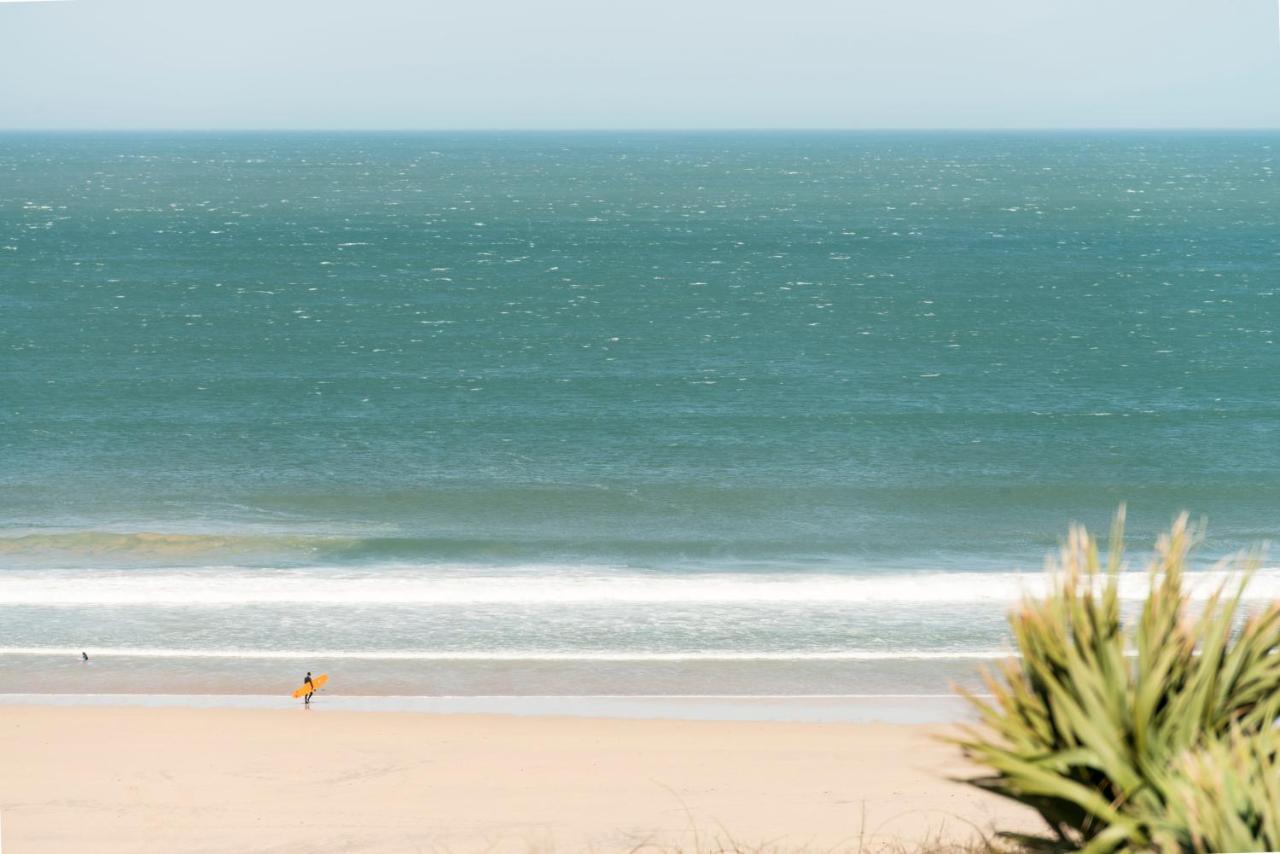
[1,566,1276,605]
[0,646,1015,661]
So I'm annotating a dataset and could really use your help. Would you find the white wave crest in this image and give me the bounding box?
[0,565,1277,606]
[0,646,1013,661]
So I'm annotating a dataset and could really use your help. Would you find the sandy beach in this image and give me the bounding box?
[0,704,1033,853]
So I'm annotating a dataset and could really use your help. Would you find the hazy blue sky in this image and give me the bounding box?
[1,0,1278,129]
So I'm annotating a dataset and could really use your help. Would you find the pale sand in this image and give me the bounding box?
[0,705,1036,853]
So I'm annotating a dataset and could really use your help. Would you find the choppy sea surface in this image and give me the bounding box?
[2,132,1278,697]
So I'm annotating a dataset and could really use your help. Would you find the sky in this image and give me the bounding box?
[0,0,1278,130]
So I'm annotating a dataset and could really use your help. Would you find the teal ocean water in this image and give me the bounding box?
[2,132,1279,696]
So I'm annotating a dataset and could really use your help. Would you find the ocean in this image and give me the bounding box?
[3,131,1279,699]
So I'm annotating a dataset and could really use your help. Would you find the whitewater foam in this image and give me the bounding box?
[1,565,1276,606]
[0,646,1014,661]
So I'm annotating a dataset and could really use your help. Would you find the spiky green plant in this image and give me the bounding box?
[1145,727,1280,853]
[954,511,1280,852]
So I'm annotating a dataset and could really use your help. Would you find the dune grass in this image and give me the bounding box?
[954,510,1280,853]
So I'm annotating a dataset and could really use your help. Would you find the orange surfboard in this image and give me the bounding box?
[291,673,329,698]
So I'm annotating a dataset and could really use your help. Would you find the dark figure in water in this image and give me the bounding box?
[82,651,89,661]
[304,671,315,706]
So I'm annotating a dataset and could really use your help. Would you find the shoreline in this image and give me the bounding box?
[0,703,1033,852]
[0,654,991,697]
[0,692,981,723]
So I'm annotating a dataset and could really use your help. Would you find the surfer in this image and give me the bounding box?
[303,671,316,706]
[82,651,89,661]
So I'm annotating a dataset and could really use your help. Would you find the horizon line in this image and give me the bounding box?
[2,126,1280,134]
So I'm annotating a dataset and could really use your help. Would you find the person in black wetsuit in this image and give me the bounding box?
[303,671,316,706]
